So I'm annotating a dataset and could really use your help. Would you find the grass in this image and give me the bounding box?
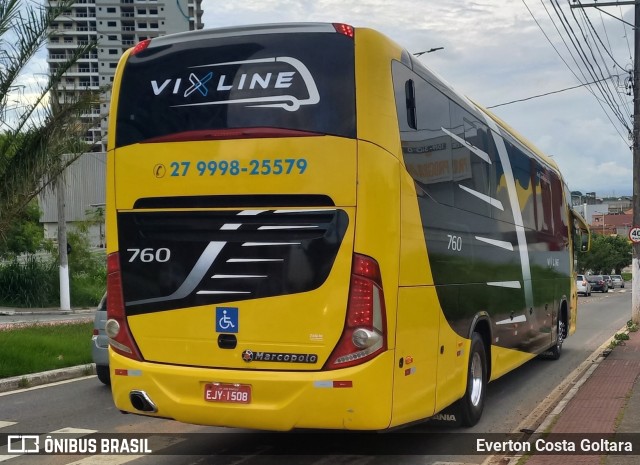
[0,321,92,379]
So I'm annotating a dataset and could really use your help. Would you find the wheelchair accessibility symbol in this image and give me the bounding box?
[216,307,238,333]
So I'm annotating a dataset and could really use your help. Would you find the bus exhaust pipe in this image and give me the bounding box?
[129,390,157,413]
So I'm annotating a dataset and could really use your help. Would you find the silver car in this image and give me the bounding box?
[91,293,110,385]
[610,275,625,288]
[576,274,591,296]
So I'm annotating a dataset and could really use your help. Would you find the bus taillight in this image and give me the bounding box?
[106,252,143,361]
[324,254,387,369]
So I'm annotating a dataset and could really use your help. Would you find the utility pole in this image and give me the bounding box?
[571,1,639,324]
[50,86,71,312]
[56,171,71,311]
[633,0,640,325]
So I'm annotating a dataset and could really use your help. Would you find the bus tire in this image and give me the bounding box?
[460,332,487,427]
[547,318,565,361]
[96,365,111,386]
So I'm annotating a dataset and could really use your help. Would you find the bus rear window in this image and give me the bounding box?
[115,33,356,147]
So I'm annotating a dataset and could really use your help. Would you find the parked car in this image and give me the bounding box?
[91,293,110,385]
[611,275,625,288]
[576,274,591,296]
[587,275,609,293]
[603,275,613,289]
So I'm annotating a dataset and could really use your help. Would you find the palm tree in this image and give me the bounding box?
[0,0,98,239]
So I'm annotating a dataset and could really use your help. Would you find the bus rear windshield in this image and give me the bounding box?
[115,32,356,147]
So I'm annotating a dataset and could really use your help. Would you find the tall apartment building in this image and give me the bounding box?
[46,0,204,151]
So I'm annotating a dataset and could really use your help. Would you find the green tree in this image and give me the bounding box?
[607,234,632,274]
[577,234,632,275]
[83,205,105,247]
[0,199,43,258]
[0,0,98,240]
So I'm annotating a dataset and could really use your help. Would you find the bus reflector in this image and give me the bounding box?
[324,254,386,370]
[333,23,355,39]
[107,252,143,361]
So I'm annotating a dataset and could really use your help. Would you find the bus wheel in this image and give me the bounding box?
[547,318,565,360]
[460,332,487,427]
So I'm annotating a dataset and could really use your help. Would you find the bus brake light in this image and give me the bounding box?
[333,23,355,39]
[324,254,387,369]
[130,39,151,55]
[106,252,143,361]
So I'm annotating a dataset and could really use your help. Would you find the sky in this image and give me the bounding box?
[200,0,635,198]
[9,1,633,198]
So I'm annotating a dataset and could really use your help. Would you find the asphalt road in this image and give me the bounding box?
[0,287,632,465]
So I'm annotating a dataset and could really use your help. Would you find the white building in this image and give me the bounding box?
[46,0,204,150]
[573,203,610,226]
[41,1,203,239]
[39,153,107,247]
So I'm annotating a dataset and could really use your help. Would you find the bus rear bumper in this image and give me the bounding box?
[109,351,394,431]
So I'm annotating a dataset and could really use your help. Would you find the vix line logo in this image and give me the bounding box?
[184,71,213,97]
[150,56,320,111]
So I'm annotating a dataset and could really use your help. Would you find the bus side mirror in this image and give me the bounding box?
[571,209,590,253]
[580,230,590,252]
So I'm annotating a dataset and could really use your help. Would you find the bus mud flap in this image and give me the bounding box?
[426,402,463,427]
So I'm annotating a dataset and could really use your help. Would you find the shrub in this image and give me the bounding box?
[0,230,105,308]
[0,256,58,307]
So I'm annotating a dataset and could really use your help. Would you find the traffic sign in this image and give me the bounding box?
[629,227,640,243]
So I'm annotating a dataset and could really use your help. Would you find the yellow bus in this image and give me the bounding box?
[106,23,590,430]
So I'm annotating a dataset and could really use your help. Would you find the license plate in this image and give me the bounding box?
[204,383,251,404]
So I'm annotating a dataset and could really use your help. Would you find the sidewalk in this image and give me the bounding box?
[509,325,640,465]
[0,305,94,326]
[0,306,94,315]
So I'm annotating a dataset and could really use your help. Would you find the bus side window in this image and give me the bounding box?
[405,80,417,130]
[392,60,453,206]
[507,143,537,231]
[449,105,492,218]
[537,175,553,234]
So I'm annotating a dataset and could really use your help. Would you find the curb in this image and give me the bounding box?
[0,309,94,316]
[0,364,96,394]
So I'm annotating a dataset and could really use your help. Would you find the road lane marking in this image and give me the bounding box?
[51,427,98,434]
[0,376,96,397]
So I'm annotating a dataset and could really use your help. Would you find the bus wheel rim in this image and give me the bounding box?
[557,320,565,349]
[470,352,483,406]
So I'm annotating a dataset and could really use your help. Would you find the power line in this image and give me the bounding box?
[599,7,634,118]
[560,1,626,127]
[523,0,630,143]
[547,0,630,136]
[568,2,630,128]
[576,3,632,120]
[620,4,633,63]
[487,74,625,108]
[535,0,601,101]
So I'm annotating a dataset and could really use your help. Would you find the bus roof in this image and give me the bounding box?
[146,23,346,48]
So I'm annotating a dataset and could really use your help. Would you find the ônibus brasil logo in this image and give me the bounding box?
[150,57,319,112]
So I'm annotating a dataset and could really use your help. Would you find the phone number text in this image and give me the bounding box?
[169,158,308,177]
